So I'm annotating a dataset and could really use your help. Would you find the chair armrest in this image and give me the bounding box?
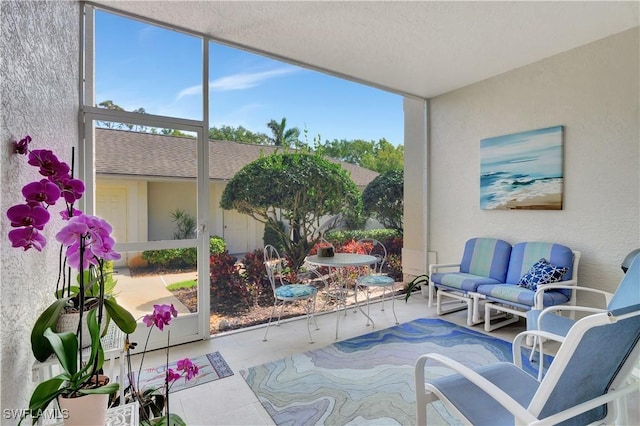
[534,285,613,309]
[428,263,461,275]
[512,330,567,370]
[537,305,606,326]
[415,353,538,425]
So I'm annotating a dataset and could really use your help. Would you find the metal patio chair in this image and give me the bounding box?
[262,245,319,343]
[355,238,398,327]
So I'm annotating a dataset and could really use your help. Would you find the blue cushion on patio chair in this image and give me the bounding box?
[358,274,394,286]
[478,283,569,309]
[275,284,317,299]
[433,273,502,291]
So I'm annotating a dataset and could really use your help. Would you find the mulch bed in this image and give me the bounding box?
[172,283,406,335]
[133,265,408,335]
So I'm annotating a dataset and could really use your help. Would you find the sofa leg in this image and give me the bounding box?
[436,290,469,316]
[466,304,480,326]
[484,303,522,332]
[470,296,485,325]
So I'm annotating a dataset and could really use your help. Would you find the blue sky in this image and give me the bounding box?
[95,11,404,146]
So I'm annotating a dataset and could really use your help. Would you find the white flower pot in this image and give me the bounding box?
[56,312,106,348]
[420,284,430,298]
[58,392,109,426]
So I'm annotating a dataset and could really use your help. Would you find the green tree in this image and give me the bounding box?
[361,138,404,173]
[220,152,359,270]
[315,138,375,166]
[209,125,269,144]
[362,169,404,232]
[160,128,193,137]
[97,100,149,132]
[315,137,404,173]
[266,117,300,147]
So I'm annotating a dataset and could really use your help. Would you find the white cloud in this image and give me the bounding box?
[177,66,299,99]
[177,84,202,99]
[212,67,299,91]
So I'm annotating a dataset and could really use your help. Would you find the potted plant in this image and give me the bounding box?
[25,309,117,426]
[124,304,199,426]
[404,274,430,301]
[7,136,137,424]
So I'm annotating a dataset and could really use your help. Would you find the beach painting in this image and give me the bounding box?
[480,126,564,210]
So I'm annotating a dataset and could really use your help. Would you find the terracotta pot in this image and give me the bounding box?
[58,392,109,426]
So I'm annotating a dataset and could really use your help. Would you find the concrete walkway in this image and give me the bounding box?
[112,268,195,321]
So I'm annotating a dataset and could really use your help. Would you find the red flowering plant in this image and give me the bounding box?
[125,304,198,426]
[7,136,136,423]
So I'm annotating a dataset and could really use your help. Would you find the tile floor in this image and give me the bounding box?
[132,295,639,425]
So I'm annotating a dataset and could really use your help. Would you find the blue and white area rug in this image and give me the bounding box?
[241,318,549,425]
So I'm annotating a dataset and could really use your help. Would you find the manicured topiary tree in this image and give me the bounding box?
[220,151,359,271]
[362,169,404,232]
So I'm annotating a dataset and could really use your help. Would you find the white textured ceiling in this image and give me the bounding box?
[92,1,639,98]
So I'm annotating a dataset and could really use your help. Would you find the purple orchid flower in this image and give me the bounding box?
[55,216,90,246]
[167,368,182,383]
[59,177,85,204]
[22,179,61,206]
[176,358,199,381]
[7,202,50,230]
[91,235,121,261]
[28,150,70,179]
[55,214,121,270]
[60,207,83,220]
[8,227,46,251]
[142,304,178,331]
[14,135,31,155]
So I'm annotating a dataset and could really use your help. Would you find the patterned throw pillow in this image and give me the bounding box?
[517,258,568,291]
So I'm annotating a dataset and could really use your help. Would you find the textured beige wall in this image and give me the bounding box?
[423,27,639,299]
[0,0,80,418]
[402,97,428,276]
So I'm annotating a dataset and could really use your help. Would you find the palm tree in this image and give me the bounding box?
[266,117,300,147]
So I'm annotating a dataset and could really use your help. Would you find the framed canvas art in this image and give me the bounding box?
[480,125,564,210]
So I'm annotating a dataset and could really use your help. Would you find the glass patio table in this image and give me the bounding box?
[305,253,377,339]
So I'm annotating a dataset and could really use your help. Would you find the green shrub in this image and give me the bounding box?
[142,236,226,269]
[341,193,367,230]
[141,248,194,268]
[263,220,286,254]
[208,235,226,255]
[324,229,401,246]
[362,169,404,232]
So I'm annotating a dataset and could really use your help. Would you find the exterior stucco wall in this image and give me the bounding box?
[413,28,639,301]
[148,181,198,241]
[0,0,80,418]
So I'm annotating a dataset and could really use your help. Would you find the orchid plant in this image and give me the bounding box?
[126,304,198,426]
[7,135,137,424]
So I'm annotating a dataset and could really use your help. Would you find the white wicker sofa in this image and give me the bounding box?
[429,238,580,331]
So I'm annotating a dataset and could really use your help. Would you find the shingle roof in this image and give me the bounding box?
[95,128,378,187]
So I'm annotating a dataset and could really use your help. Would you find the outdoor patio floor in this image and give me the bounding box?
[127,294,640,425]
